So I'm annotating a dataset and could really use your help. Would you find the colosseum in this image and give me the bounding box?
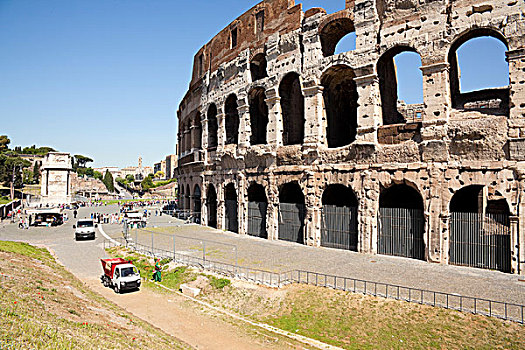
[175,0,525,275]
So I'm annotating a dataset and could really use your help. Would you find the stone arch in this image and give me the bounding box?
[279,72,304,145]
[278,182,305,244]
[249,87,268,145]
[193,184,201,222]
[448,28,509,115]
[321,184,359,251]
[250,53,268,82]
[185,184,191,211]
[193,113,202,150]
[321,64,358,148]
[319,16,355,57]
[377,46,423,125]
[225,94,239,145]
[207,103,218,149]
[449,184,511,273]
[224,182,238,233]
[378,183,425,260]
[247,182,268,238]
[206,183,217,228]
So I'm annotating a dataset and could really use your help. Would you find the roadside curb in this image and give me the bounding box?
[98,225,121,246]
[154,282,343,350]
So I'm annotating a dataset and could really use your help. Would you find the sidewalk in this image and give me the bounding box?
[103,213,525,306]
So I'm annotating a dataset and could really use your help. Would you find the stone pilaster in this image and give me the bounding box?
[237,97,251,150]
[265,88,282,147]
[266,174,279,241]
[510,215,519,274]
[237,173,248,235]
[216,112,225,152]
[507,49,525,139]
[302,85,325,148]
[354,73,380,144]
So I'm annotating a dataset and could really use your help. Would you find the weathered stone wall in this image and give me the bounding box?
[40,152,72,205]
[176,0,525,274]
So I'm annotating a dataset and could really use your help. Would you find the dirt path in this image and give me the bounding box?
[83,278,301,350]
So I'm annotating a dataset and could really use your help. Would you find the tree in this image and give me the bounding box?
[141,175,154,190]
[125,174,135,183]
[0,135,10,151]
[93,171,103,180]
[74,155,93,169]
[0,156,31,199]
[103,170,115,193]
[154,171,165,179]
[33,162,40,184]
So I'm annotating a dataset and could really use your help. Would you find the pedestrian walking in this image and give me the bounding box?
[73,209,77,219]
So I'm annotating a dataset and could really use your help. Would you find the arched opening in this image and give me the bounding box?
[225,95,239,145]
[193,185,201,224]
[378,184,425,260]
[321,65,358,148]
[249,87,268,145]
[247,183,267,238]
[449,30,509,115]
[207,104,218,149]
[225,183,238,233]
[193,113,202,150]
[321,184,358,251]
[279,73,304,145]
[185,184,191,212]
[184,121,192,152]
[378,47,424,125]
[278,182,305,244]
[206,184,217,228]
[449,185,511,272]
[250,53,268,82]
[320,18,355,57]
[179,185,185,213]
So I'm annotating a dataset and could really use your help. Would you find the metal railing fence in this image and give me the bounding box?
[103,236,525,324]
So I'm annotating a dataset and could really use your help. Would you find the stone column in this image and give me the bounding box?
[419,62,451,162]
[237,97,251,150]
[507,49,525,140]
[217,183,225,230]
[360,170,379,253]
[427,165,445,263]
[201,180,208,227]
[440,213,451,265]
[302,85,324,148]
[265,88,283,147]
[201,115,209,164]
[354,73,380,144]
[184,128,191,155]
[304,171,321,247]
[266,174,280,241]
[217,112,225,152]
[237,173,248,235]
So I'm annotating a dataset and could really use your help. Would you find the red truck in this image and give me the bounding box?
[100,258,141,293]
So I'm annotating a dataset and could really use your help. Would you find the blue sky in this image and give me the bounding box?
[0,1,508,168]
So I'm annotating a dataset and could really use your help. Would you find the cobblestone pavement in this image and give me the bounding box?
[101,210,525,306]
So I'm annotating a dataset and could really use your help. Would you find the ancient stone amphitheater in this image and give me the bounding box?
[175,0,525,274]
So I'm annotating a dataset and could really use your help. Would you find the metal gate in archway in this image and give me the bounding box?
[321,205,358,251]
[378,207,425,260]
[247,201,267,238]
[450,212,510,273]
[225,199,238,233]
[278,203,304,244]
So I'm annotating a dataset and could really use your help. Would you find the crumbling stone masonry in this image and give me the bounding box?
[175,0,525,274]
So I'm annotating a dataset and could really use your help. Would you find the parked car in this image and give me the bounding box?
[73,219,97,240]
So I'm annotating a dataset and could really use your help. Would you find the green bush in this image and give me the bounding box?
[208,276,231,289]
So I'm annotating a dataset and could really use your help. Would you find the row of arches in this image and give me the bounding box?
[195,182,511,273]
[195,28,509,153]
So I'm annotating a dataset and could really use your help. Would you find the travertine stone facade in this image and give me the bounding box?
[41,152,73,205]
[176,0,525,274]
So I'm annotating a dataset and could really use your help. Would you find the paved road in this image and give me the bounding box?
[103,212,525,306]
[0,204,305,350]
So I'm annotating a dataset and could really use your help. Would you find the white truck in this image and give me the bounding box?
[73,219,97,240]
[100,258,141,293]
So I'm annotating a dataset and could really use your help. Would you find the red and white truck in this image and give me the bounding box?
[100,258,141,293]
